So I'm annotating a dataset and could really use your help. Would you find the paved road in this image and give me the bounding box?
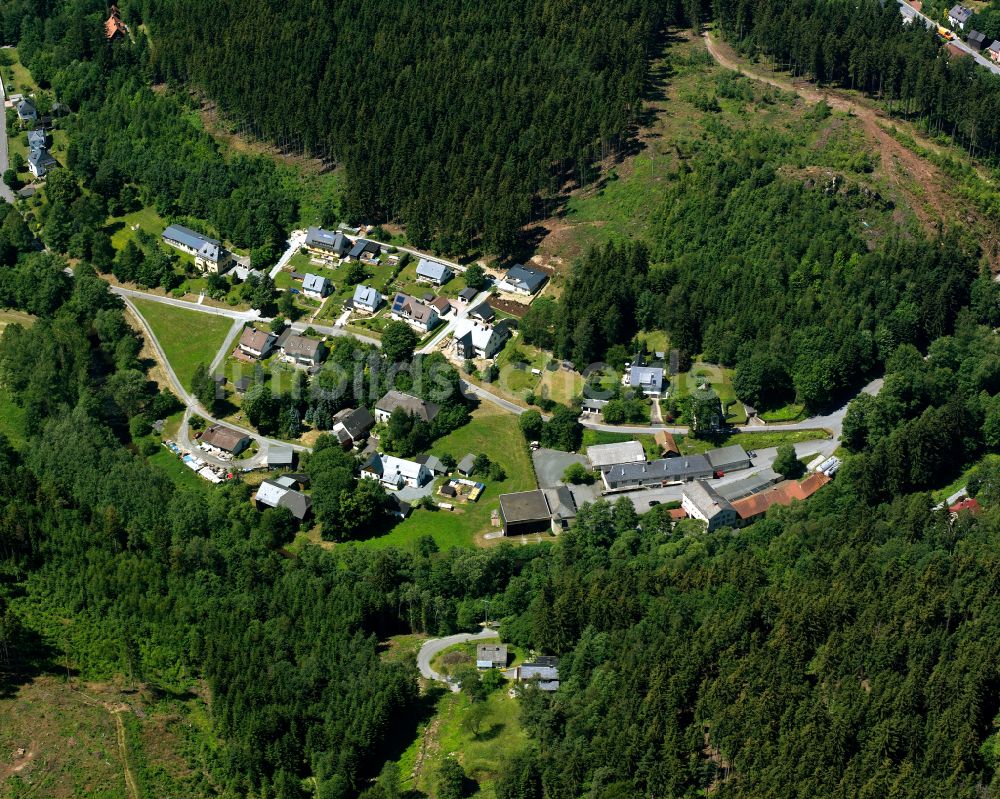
[0,71,16,205]
[112,285,259,321]
[416,628,499,690]
[269,229,307,280]
[898,1,1000,76]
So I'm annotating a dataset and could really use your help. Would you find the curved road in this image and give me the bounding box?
[417,628,499,690]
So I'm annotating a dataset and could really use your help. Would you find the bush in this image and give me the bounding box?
[563,462,595,484]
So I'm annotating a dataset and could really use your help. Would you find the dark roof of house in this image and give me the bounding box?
[375,390,439,422]
[458,287,478,301]
[705,445,750,469]
[348,239,380,258]
[969,29,988,45]
[499,490,551,524]
[950,4,973,22]
[386,494,411,517]
[503,264,547,293]
[306,227,350,253]
[415,454,447,473]
[468,301,495,322]
[604,455,712,484]
[163,224,220,250]
[458,454,476,473]
[334,406,375,439]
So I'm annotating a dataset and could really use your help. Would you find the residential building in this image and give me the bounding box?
[361,452,432,489]
[989,40,1000,63]
[581,398,608,415]
[655,430,680,457]
[200,424,250,455]
[705,445,751,473]
[266,445,295,470]
[347,239,380,261]
[26,147,57,179]
[601,455,713,491]
[682,481,738,531]
[458,287,478,302]
[352,284,382,313]
[949,4,973,28]
[26,129,47,150]
[499,489,555,536]
[587,440,646,470]
[237,327,276,360]
[950,497,981,516]
[468,301,495,323]
[416,258,453,285]
[374,390,439,423]
[331,407,375,447]
[452,319,508,360]
[628,364,664,395]
[277,332,326,367]
[386,494,412,519]
[477,644,508,669]
[162,224,231,273]
[15,99,36,127]
[305,227,351,257]
[430,296,452,317]
[730,472,830,525]
[968,29,989,49]
[455,454,476,476]
[105,4,128,39]
[415,454,447,475]
[302,273,332,300]
[497,264,547,295]
[517,658,559,691]
[254,479,312,521]
[390,293,439,332]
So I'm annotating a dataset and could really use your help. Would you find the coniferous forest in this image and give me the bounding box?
[4,0,1000,798]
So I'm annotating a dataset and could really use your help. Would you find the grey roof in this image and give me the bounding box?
[333,406,374,440]
[416,258,452,283]
[306,227,351,254]
[352,284,381,308]
[375,390,439,422]
[519,664,559,681]
[281,334,324,361]
[391,293,437,326]
[468,301,495,322]
[302,273,331,294]
[348,239,379,258]
[542,485,577,521]
[499,489,552,524]
[386,493,411,517]
[604,455,712,485]
[16,99,36,119]
[26,129,46,148]
[257,480,313,520]
[705,445,750,470]
[457,454,477,474]
[163,224,224,263]
[415,454,447,474]
[458,287,478,301]
[683,480,734,519]
[503,264,547,293]
[267,445,295,467]
[587,440,646,469]
[717,468,782,501]
[950,4,973,22]
[630,364,664,392]
[969,29,988,45]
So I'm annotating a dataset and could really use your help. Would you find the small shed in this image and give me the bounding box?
[457,454,477,476]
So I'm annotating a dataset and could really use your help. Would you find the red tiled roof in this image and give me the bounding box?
[668,508,688,521]
[655,430,680,456]
[732,472,831,521]
[949,497,981,514]
[105,15,127,39]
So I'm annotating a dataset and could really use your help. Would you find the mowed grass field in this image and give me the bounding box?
[130,298,235,390]
[354,404,537,551]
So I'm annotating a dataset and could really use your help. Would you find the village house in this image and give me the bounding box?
[497,263,547,296]
[458,287,478,303]
[587,440,646,470]
[949,4,973,29]
[468,301,495,323]
[276,331,326,368]
[26,129,47,150]
[476,644,508,669]
[416,258,453,285]
[517,657,559,691]
[682,481,739,532]
[352,284,382,313]
[430,296,452,317]
[361,452,432,489]
[601,455,713,491]
[237,327,276,360]
[27,147,57,179]
[305,227,352,258]
[374,390,439,424]
[254,479,312,521]
[968,29,989,50]
[627,364,664,396]
[105,4,128,39]
[15,99,37,128]
[302,273,332,300]
[390,293,439,333]
[331,407,375,448]
[451,318,508,360]
[199,424,251,456]
[347,239,381,262]
[162,224,232,273]
[988,40,1000,63]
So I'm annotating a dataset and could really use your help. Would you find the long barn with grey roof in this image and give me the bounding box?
[601,455,713,491]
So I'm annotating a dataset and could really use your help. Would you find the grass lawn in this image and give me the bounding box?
[759,402,806,423]
[396,688,529,798]
[0,308,36,333]
[2,47,38,97]
[107,206,168,250]
[353,405,537,550]
[0,388,27,449]
[131,298,235,390]
[147,444,212,493]
[675,428,831,455]
[537,366,583,405]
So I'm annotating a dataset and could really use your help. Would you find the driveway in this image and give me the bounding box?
[0,71,15,205]
[532,448,588,489]
[417,628,498,690]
